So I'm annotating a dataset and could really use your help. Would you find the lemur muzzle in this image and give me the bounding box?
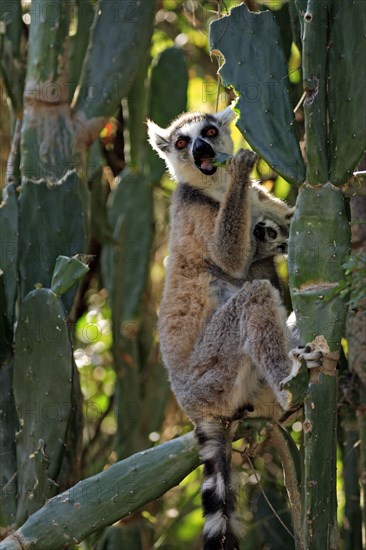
[192,137,217,176]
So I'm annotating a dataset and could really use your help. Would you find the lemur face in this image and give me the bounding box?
[253,217,290,259]
[147,107,235,187]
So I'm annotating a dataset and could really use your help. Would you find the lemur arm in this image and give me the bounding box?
[210,149,256,278]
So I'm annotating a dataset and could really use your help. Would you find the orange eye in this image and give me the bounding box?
[205,126,218,138]
[176,138,188,150]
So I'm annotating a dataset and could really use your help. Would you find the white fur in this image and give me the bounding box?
[147,108,236,202]
[199,440,222,461]
[203,511,227,538]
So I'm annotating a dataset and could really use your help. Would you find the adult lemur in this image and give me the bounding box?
[148,107,316,550]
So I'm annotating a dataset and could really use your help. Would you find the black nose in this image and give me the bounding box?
[253,223,265,241]
[192,137,215,159]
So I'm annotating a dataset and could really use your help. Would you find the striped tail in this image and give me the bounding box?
[195,419,241,550]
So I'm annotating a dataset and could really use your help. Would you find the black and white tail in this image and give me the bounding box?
[195,419,241,550]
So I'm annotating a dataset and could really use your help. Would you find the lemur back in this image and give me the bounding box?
[148,108,294,550]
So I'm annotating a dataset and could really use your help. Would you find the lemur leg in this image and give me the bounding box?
[239,280,290,410]
[178,280,290,418]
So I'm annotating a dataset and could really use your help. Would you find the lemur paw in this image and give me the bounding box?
[227,148,257,180]
[282,344,324,386]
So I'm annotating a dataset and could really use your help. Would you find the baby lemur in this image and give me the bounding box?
[148,107,300,550]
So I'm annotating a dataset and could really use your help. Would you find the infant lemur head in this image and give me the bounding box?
[147,107,235,188]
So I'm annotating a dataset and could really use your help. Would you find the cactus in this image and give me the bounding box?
[0,184,18,329]
[0,433,198,550]
[210,3,306,184]
[339,405,363,549]
[13,254,88,524]
[0,0,24,114]
[73,0,156,141]
[101,168,153,458]
[51,255,90,297]
[288,184,350,347]
[209,2,364,547]
[18,172,88,311]
[0,0,157,543]
[147,46,189,183]
[289,0,361,543]
[68,0,95,101]
[295,0,328,184]
[328,0,366,184]
[0,363,18,527]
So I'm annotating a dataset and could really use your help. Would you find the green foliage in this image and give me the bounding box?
[336,251,366,311]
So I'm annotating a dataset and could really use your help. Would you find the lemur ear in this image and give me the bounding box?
[214,106,237,127]
[147,120,170,157]
[285,207,296,223]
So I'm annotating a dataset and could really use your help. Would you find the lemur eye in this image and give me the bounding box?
[267,228,277,239]
[175,137,189,150]
[204,126,219,138]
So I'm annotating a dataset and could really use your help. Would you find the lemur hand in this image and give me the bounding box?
[227,148,257,183]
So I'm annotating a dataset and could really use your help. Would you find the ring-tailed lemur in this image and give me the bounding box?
[148,107,320,550]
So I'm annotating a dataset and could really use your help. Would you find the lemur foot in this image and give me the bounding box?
[227,148,257,181]
[290,344,323,369]
[281,344,324,386]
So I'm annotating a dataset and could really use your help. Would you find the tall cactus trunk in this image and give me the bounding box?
[288,184,350,549]
[288,0,364,547]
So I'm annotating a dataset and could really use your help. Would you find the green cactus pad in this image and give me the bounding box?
[210,3,305,184]
[0,184,18,326]
[148,47,188,183]
[288,183,351,350]
[18,171,88,310]
[74,0,155,122]
[101,168,153,323]
[51,255,89,296]
[13,288,73,523]
[25,0,69,84]
[328,0,366,184]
